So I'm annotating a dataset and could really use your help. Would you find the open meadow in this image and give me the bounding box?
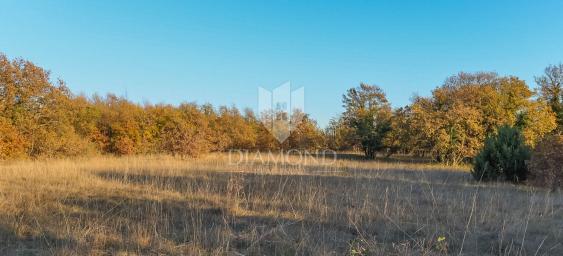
[0,153,561,255]
[3,1,563,255]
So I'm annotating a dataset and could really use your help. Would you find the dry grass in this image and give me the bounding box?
[0,153,561,255]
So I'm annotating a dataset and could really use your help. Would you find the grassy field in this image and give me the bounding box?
[0,153,561,255]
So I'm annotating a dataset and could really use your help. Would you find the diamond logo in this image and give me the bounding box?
[258,82,305,143]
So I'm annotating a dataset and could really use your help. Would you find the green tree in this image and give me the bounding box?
[342,83,392,158]
[472,125,531,182]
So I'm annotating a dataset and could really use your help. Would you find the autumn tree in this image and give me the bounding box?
[0,117,27,159]
[384,106,416,156]
[253,123,279,151]
[325,116,357,151]
[94,94,147,155]
[284,114,325,150]
[216,106,257,150]
[528,135,563,189]
[402,72,556,164]
[408,96,484,164]
[200,104,230,151]
[535,64,563,134]
[0,53,92,158]
[70,95,105,151]
[147,103,211,156]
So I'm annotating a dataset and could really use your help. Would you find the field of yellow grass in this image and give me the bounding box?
[0,153,561,255]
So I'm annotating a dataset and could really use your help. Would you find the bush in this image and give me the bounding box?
[472,125,531,182]
[528,135,563,189]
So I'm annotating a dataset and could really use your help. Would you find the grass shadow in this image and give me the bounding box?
[0,224,77,256]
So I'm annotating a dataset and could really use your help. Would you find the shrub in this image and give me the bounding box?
[528,135,563,189]
[472,125,531,182]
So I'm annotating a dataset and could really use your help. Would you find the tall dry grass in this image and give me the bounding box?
[0,153,561,255]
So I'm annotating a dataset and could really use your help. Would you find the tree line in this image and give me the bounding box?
[327,70,561,165]
[0,53,325,159]
[1,53,562,165]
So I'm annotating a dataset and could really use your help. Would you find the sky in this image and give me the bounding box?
[1,0,563,127]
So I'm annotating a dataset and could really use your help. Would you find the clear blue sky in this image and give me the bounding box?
[2,0,563,127]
